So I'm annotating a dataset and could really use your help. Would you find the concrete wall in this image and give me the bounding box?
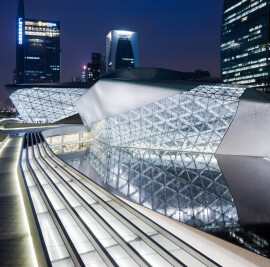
[76,79,196,126]
[217,99,270,158]
[216,154,270,224]
[42,125,89,138]
[0,134,9,150]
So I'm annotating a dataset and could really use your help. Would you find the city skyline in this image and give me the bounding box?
[1,1,270,264]
[0,0,223,102]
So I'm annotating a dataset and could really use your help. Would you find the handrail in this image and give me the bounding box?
[41,132,220,267]
[35,132,150,267]
[19,134,52,267]
[39,133,192,267]
[0,134,10,152]
[26,133,85,267]
[31,133,119,267]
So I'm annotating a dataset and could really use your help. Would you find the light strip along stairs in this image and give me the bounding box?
[19,132,220,267]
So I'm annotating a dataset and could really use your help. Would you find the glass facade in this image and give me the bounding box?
[57,142,270,258]
[106,30,138,72]
[89,142,239,230]
[221,0,270,91]
[16,1,60,83]
[22,132,219,266]
[86,84,246,229]
[89,84,245,154]
[69,83,270,257]
[9,87,87,123]
[115,39,135,69]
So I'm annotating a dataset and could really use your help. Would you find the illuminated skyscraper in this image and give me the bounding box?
[83,53,105,82]
[16,0,60,83]
[106,30,138,72]
[221,0,270,91]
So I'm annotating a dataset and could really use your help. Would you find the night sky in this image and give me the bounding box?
[0,0,223,103]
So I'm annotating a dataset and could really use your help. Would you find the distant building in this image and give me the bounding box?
[92,52,102,65]
[81,53,105,82]
[16,0,60,84]
[221,0,270,91]
[71,76,81,83]
[13,69,17,84]
[85,62,99,81]
[86,53,105,81]
[106,30,138,72]
[81,65,87,82]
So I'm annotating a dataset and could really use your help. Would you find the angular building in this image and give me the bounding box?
[106,30,138,72]
[220,0,270,91]
[76,68,270,257]
[6,68,270,265]
[16,0,60,83]
[5,83,92,123]
[5,68,220,124]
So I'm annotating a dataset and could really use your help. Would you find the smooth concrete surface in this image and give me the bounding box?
[0,133,8,143]
[217,99,270,158]
[0,135,9,150]
[0,137,36,267]
[216,154,270,224]
[76,79,195,126]
[120,196,270,267]
[42,125,88,137]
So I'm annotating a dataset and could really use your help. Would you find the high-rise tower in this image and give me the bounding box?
[83,53,105,82]
[15,0,60,83]
[106,30,138,72]
[220,0,270,91]
[16,0,25,83]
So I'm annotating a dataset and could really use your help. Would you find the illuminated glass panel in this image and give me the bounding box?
[86,84,246,229]
[10,87,87,123]
[18,18,24,45]
[89,141,239,230]
[90,84,245,153]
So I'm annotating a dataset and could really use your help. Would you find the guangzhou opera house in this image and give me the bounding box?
[4,68,270,266]
[5,82,93,124]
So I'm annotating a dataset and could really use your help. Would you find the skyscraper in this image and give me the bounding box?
[80,53,105,82]
[106,30,138,72]
[16,0,60,84]
[86,53,105,81]
[220,0,270,91]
